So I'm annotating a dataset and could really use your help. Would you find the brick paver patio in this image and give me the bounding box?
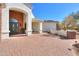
[0,33,78,56]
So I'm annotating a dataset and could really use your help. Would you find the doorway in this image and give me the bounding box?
[9,18,19,35]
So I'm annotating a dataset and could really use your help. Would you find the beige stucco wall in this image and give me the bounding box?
[32,22,39,32]
[24,3,34,18]
[42,22,57,32]
[32,18,43,33]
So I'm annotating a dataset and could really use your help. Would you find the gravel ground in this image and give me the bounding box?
[0,33,78,56]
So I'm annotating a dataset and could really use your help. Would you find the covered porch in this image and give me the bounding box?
[0,3,32,40]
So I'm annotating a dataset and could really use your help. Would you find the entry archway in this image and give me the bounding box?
[1,3,32,39]
[9,9,26,35]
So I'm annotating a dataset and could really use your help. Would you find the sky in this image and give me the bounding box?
[32,3,79,22]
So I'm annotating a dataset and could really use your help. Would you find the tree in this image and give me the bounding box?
[63,16,76,30]
[58,22,66,30]
[62,11,79,30]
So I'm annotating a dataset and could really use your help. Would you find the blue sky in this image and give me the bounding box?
[32,3,79,22]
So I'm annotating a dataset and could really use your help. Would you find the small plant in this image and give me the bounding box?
[21,28,25,34]
[67,25,73,30]
[77,26,79,32]
[63,26,67,30]
[73,27,78,30]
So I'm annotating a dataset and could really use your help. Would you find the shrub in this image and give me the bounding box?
[73,27,78,30]
[21,28,25,34]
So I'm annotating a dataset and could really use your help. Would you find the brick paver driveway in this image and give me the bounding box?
[0,33,78,56]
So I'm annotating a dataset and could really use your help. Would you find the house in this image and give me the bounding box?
[42,20,58,32]
[32,18,43,33]
[0,3,58,40]
[0,3,43,40]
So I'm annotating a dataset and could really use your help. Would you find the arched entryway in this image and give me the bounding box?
[9,10,26,35]
[1,3,32,39]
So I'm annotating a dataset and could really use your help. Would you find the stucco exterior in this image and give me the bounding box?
[0,3,57,40]
[32,19,43,33]
[1,3,33,39]
[32,22,39,32]
[42,22,57,32]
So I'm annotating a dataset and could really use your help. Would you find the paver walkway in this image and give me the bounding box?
[0,33,78,56]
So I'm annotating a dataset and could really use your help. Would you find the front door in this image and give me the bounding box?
[10,22,18,34]
[9,19,19,35]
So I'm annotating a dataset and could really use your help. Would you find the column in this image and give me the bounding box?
[0,8,1,40]
[39,22,43,33]
[1,7,9,39]
[26,12,32,36]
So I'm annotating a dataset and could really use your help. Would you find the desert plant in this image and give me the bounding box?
[73,26,78,30]
[21,28,25,34]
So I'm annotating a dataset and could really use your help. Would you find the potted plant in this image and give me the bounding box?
[21,28,25,34]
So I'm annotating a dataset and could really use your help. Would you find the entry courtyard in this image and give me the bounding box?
[0,33,78,56]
